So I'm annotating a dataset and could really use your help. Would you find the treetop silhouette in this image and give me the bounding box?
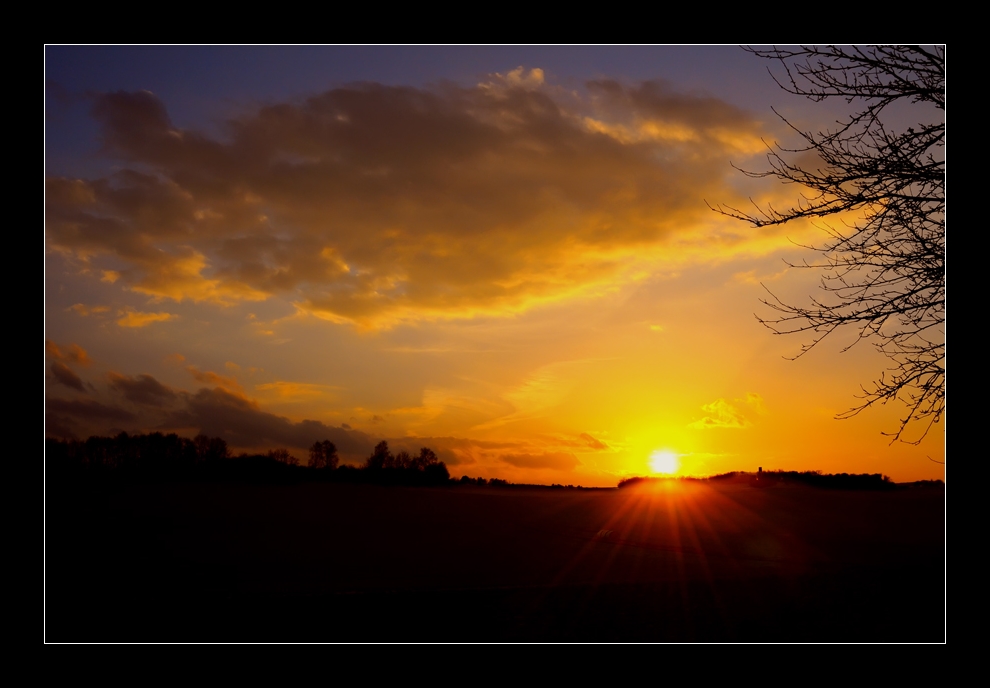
[309,440,339,469]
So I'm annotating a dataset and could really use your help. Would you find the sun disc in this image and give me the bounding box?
[649,450,679,474]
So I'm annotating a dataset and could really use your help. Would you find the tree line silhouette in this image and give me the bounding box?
[357,441,451,485]
[49,432,925,490]
[45,432,451,486]
[616,470,941,490]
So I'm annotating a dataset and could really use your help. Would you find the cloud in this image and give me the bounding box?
[477,360,590,430]
[162,386,376,457]
[46,78,771,328]
[47,397,136,422]
[45,370,589,476]
[68,303,110,316]
[48,366,376,457]
[254,381,330,400]
[688,398,750,429]
[732,267,789,285]
[126,247,269,305]
[584,79,765,153]
[480,66,546,94]
[45,414,78,440]
[500,451,580,470]
[108,372,177,406]
[116,309,176,328]
[746,392,767,415]
[46,340,92,365]
[186,366,242,392]
[579,432,609,450]
[50,362,85,391]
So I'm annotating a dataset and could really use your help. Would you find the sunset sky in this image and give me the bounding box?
[44,46,945,484]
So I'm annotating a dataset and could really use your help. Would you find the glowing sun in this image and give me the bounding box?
[649,450,679,474]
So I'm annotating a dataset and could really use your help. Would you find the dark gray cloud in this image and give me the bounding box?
[46,375,589,477]
[47,397,136,422]
[163,386,376,458]
[44,415,78,440]
[108,372,177,406]
[50,362,85,391]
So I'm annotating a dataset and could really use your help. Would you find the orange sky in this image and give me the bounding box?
[45,52,945,484]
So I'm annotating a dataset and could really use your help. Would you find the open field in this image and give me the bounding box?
[45,480,944,641]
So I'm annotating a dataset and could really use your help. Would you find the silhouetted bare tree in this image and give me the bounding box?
[195,434,231,461]
[267,448,299,466]
[365,441,392,471]
[711,46,944,443]
[394,450,412,470]
[309,440,339,469]
[412,447,439,471]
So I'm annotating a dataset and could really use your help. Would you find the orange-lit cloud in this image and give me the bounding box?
[127,247,269,305]
[45,78,787,328]
[68,303,110,317]
[688,398,750,429]
[255,381,334,400]
[186,366,242,392]
[579,432,609,450]
[476,360,589,430]
[116,309,176,328]
[481,66,546,93]
[46,340,92,366]
[746,392,767,415]
[733,267,789,285]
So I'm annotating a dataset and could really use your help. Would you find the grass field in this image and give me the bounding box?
[45,480,945,641]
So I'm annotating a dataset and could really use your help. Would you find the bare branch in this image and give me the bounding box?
[716,46,944,443]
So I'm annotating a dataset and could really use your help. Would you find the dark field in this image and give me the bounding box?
[45,481,945,641]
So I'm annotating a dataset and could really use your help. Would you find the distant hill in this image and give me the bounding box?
[617,471,943,491]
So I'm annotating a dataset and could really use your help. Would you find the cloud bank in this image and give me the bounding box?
[47,72,766,327]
